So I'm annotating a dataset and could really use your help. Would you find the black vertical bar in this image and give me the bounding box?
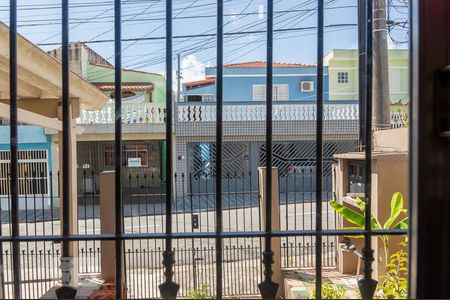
[358,0,367,148]
[55,1,78,298]
[9,0,20,298]
[358,0,377,299]
[61,0,70,260]
[315,0,324,299]
[114,0,123,298]
[215,0,224,299]
[159,0,179,298]
[258,1,278,299]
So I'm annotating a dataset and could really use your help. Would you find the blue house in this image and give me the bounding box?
[177,61,357,195]
[0,125,54,210]
[183,61,329,102]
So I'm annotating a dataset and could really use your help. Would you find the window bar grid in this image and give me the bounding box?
[9,0,21,298]
[358,0,367,147]
[159,0,180,298]
[114,0,124,299]
[258,1,279,299]
[359,0,377,299]
[215,0,224,299]
[315,0,324,298]
[62,0,70,271]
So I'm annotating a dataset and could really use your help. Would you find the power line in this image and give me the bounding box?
[88,0,341,80]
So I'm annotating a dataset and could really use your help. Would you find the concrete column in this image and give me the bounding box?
[57,103,79,286]
[99,171,125,285]
[258,167,282,297]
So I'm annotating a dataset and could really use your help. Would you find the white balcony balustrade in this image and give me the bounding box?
[77,101,407,129]
[77,103,166,124]
[177,102,360,122]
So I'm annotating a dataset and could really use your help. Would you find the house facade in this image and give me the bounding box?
[325,49,409,103]
[0,125,53,209]
[183,61,329,102]
[178,61,358,193]
[77,63,168,192]
[49,43,168,196]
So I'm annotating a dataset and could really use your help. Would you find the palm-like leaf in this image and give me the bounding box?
[329,200,365,227]
[383,192,404,229]
[330,200,382,230]
[331,193,407,231]
[392,217,408,229]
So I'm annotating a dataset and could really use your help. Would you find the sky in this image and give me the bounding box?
[0,0,409,83]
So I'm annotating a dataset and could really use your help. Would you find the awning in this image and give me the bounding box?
[0,22,108,130]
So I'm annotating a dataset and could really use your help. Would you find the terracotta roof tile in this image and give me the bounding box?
[94,83,154,92]
[183,78,216,90]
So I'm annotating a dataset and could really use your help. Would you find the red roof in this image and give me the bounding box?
[94,83,154,92]
[183,78,215,90]
[224,61,314,68]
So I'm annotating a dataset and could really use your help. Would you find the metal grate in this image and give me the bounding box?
[2,0,408,299]
[190,143,250,178]
[0,150,49,196]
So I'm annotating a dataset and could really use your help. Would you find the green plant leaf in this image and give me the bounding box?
[392,217,408,230]
[341,227,365,238]
[371,215,383,230]
[383,192,404,229]
[355,197,366,212]
[330,200,365,227]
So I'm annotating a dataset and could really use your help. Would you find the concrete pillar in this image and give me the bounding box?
[57,103,79,286]
[99,171,125,285]
[258,167,282,297]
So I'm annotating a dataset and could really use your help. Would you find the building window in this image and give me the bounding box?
[105,144,149,168]
[0,150,49,196]
[184,94,215,102]
[253,84,289,101]
[185,95,203,102]
[202,94,215,102]
[389,69,402,92]
[337,72,349,83]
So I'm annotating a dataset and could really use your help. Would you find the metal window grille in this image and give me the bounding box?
[2,0,408,299]
[0,150,49,196]
[104,144,149,168]
[203,94,216,102]
[337,72,349,84]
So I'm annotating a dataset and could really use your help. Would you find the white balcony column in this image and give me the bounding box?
[57,102,79,287]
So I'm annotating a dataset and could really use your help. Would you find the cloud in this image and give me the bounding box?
[180,54,207,83]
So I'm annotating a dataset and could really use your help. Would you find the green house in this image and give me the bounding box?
[324,49,409,103]
[87,63,166,104]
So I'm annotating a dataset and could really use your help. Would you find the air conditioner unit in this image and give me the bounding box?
[301,81,314,92]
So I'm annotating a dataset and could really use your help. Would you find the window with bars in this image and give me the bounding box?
[337,72,349,83]
[104,144,149,168]
[1,1,413,300]
[0,150,49,196]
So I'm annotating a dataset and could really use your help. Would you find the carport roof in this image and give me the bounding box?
[0,22,108,130]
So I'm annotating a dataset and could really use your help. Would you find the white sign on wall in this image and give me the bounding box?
[128,157,142,167]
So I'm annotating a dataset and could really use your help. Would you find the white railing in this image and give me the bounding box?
[177,102,360,122]
[77,101,408,128]
[390,111,408,129]
[77,103,166,124]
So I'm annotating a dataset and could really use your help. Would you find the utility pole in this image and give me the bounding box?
[176,53,182,102]
[372,0,391,130]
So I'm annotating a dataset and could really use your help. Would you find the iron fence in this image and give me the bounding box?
[1,168,338,298]
[2,0,408,299]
